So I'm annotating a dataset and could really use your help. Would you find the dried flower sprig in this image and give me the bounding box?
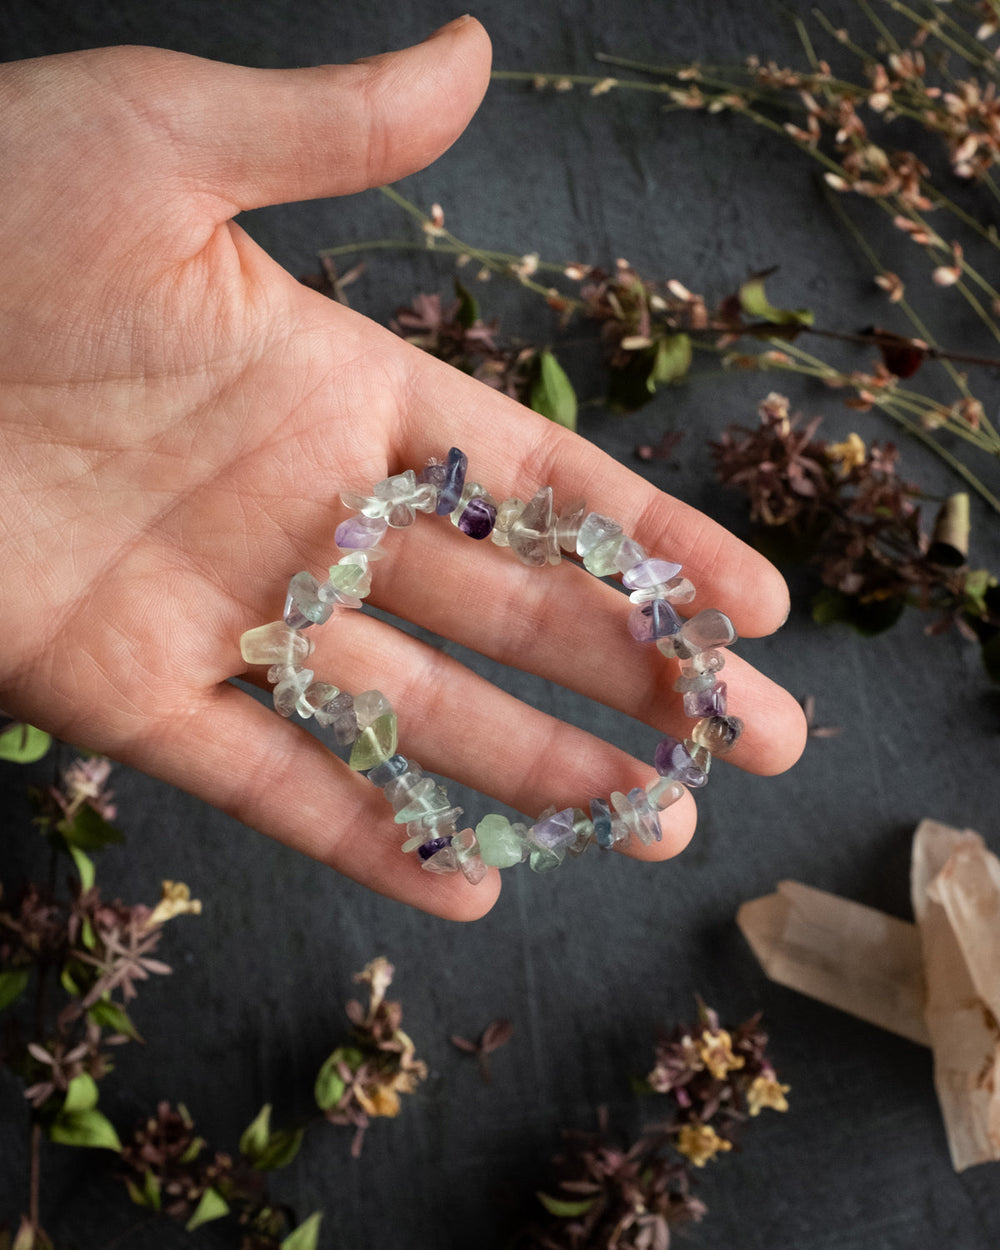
[119,958,426,1246]
[516,1112,707,1250]
[118,1101,320,1248]
[309,187,1000,512]
[644,999,789,1166]
[712,392,1000,677]
[517,1002,786,1249]
[314,956,428,1157]
[0,743,203,1248]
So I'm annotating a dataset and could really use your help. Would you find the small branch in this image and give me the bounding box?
[29,1122,42,1229]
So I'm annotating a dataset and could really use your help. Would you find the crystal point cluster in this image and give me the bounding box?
[238,448,746,883]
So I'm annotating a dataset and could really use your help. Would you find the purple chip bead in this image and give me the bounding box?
[622,558,683,590]
[335,514,387,551]
[530,807,577,849]
[627,598,682,642]
[418,461,448,489]
[682,681,728,719]
[435,447,468,515]
[417,836,454,861]
[653,735,708,788]
[457,496,497,540]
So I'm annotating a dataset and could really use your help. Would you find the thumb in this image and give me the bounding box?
[192,15,493,211]
[54,18,492,217]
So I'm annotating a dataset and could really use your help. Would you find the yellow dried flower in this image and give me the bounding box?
[826,432,867,472]
[355,1084,401,1119]
[697,1028,745,1080]
[748,1073,791,1116]
[146,880,201,928]
[676,1122,733,1167]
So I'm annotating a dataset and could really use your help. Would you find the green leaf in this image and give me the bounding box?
[63,1072,99,1113]
[68,845,95,892]
[0,723,52,764]
[253,1127,305,1172]
[239,1102,272,1161]
[60,963,82,996]
[179,1135,205,1164]
[0,967,30,1011]
[88,998,143,1042]
[739,271,814,328]
[125,1168,161,1211]
[648,333,692,389]
[811,587,906,635]
[280,1211,323,1250]
[185,1187,230,1232]
[536,1192,597,1218]
[314,1051,347,1111]
[57,803,124,851]
[50,1107,122,1152]
[80,917,96,951]
[453,277,478,330]
[530,349,577,431]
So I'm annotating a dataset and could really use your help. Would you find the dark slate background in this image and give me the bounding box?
[3,1,1000,1247]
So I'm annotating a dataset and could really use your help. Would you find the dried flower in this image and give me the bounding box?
[747,1071,791,1116]
[145,880,202,929]
[826,432,868,473]
[675,1122,733,1167]
[713,395,1000,676]
[516,1113,706,1250]
[450,1017,514,1082]
[319,958,427,1156]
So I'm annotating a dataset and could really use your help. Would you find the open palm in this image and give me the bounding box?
[0,23,805,918]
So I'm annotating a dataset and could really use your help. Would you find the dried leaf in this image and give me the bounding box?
[481,1018,514,1053]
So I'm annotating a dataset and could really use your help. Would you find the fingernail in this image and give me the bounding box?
[424,14,472,41]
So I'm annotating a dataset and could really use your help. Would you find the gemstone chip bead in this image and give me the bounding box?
[240,621,313,667]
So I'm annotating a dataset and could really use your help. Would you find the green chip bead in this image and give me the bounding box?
[347,713,398,771]
[529,843,566,873]
[475,814,527,868]
[582,534,626,577]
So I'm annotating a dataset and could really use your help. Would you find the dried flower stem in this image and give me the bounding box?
[377,184,575,305]
[755,338,1000,511]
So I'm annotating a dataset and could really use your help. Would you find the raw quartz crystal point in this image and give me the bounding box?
[435,447,468,515]
[508,487,561,567]
[284,571,333,629]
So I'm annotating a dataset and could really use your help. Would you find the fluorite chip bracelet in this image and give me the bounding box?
[239,448,745,884]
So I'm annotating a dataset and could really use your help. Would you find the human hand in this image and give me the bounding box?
[0,20,806,919]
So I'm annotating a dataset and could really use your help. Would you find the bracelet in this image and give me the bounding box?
[239,449,743,883]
